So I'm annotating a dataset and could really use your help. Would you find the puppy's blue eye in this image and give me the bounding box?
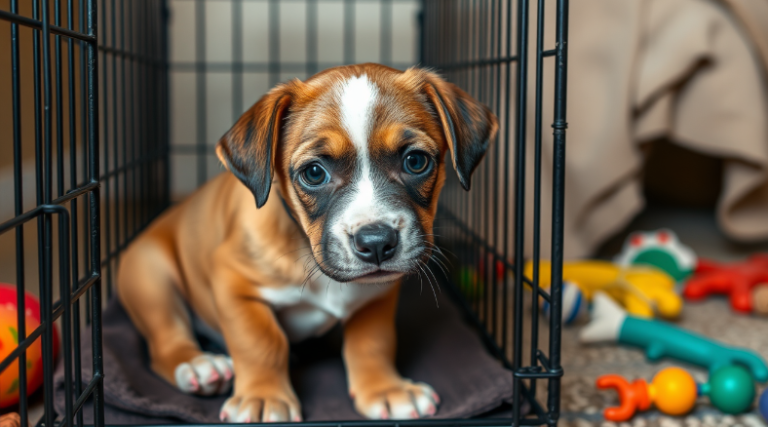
[404,152,430,175]
[301,164,330,186]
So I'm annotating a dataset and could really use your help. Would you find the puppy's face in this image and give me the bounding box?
[217,64,497,283]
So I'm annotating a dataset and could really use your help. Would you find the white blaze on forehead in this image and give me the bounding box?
[339,74,378,156]
[338,74,379,225]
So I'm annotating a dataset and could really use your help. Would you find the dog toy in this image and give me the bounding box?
[526,260,682,319]
[597,365,755,421]
[597,367,697,421]
[683,254,768,313]
[700,365,756,414]
[539,280,589,325]
[0,283,59,408]
[582,292,768,383]
[759,388,768,422]
[615,229,697,282]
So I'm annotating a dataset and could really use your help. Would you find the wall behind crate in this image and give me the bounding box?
[166,0,421,201]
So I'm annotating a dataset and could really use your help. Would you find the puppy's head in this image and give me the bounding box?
[217,64,498,283]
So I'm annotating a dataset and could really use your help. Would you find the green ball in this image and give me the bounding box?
[707,365,755,414]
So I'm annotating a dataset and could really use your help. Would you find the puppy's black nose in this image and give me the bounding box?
[352,223,399,265]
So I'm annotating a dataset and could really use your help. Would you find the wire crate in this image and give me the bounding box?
[0,0,568,426]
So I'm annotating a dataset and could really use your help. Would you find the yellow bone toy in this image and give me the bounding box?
[525,260,683,319]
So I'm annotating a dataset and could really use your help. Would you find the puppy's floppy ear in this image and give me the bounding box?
[216,84,292,208]
[420,70,498,191]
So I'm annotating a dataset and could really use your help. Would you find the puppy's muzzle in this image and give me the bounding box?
[352,223,399,266]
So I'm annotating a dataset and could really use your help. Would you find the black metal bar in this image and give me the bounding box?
[80,0,93,328]
[127,0,138,239]
[66,3,82,420]
[86,0,105,424]
[0,9,97,43]
[269,0,280,86]
[306,0,318,76]
[162,0,172,212]
[9,0,28,422]
[111,0,121,301]
[344,0,354,65]
[196,0,207,186]
[501,0,512,369]
[233,0,243,118]
[547,0,569,424]
[40,2,56,424]
[121,0,130,263]
[59,196,75,427]
[490,0,501,346]
[512,0,531,420]
[529,0,547,401]
[55,0,65,199]
[140,0,150,228]
[101,0,113,302]
[380,0,392,66]
[64,11,84,418]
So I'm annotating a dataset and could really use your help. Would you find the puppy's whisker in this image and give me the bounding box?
[430,256,450,280]
[423,263,442,295]
[417,262,439,308]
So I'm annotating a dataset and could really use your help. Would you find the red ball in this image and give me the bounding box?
[0,283,60,408]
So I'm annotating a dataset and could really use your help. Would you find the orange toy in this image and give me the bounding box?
[0,284,59,408]
[596,367,698,421]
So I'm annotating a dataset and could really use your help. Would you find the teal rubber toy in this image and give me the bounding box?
[582,292,768,383]
[699,365,756,414]
[620,316,768,383]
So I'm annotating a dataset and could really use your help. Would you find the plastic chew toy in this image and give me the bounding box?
[699,365,755,414]
[597,367,697,421]
[597,365,755,421]
[539,280,589,325]
[0,284,60,408]
[759,388,768,423]
[683,254,768,313]
[582,292,768,383]
[615,229,697,282]
[526,260,682,319]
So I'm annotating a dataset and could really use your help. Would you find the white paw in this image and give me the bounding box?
[174,353,233,396]
[220,395,302,423]
[354,380,439,420]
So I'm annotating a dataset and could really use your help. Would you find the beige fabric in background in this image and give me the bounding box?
[528,0,768,259]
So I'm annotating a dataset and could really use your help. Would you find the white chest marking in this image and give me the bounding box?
[258,276,394,342]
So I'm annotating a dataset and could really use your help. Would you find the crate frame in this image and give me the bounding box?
[0,0,568,425]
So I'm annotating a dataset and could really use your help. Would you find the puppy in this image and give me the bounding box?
[116,63,497,422]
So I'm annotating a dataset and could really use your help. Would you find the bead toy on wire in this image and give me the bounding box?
[597,365,755,422]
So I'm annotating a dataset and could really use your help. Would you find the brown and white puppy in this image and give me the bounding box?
[116,63,497,423]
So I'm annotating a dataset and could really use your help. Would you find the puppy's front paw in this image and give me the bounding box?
[353,379,439,420]
[174,353,233,395]
[220,392,302,423]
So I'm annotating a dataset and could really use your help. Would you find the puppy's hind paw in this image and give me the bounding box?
[174,353,233,396]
